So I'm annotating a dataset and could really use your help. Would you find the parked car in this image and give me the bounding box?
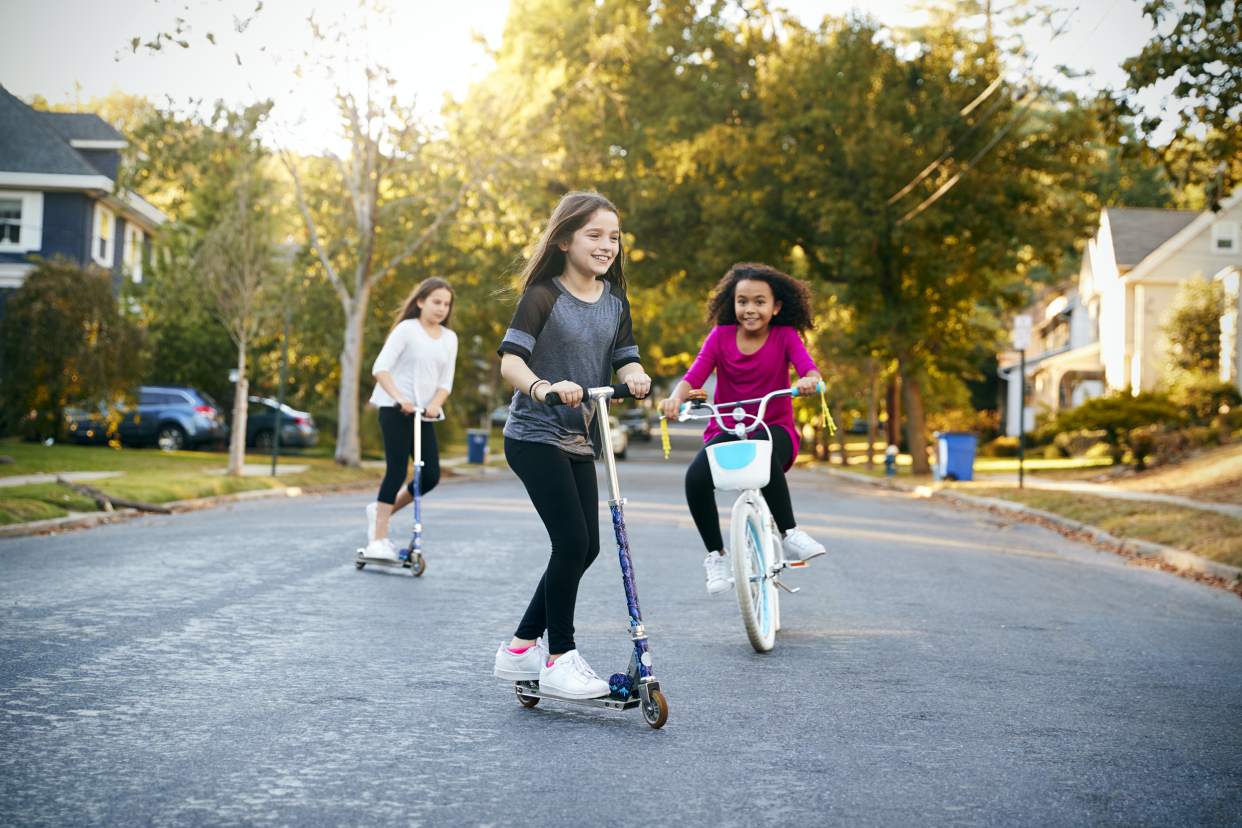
[847,417,869,435]
[245,397,319,451]
[68,386,228,451]
[609,415,628,460]
[619,409,652,441]
[490,405,511,428]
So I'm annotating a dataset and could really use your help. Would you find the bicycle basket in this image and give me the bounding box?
[706,440,772,491]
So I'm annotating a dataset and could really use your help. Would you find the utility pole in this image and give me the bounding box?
[1013,314,1032,490]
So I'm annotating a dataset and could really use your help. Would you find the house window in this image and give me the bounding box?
[123,223,144,282]
[0,200,20,244]
[1213,222,1238,254]
[0,191,44,253]
[92,204,115,267]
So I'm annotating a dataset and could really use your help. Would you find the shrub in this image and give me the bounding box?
[1042,443,1065,459]
[926,409,1000,441]
[0,258,144,440]
[1039,390,1185,465]
[1054,429,1108,457]
[1170,373,1242,425]
[980,436,1019,457]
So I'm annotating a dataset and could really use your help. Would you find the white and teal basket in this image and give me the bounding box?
[706,439,772,491]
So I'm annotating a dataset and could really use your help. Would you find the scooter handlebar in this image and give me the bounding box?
[544,383,635,407]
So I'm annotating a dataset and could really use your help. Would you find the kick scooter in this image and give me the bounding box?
[355,405,444,576]
[508,383,669,729]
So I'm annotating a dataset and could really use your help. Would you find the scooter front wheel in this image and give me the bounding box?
[642,689,669,729]
[409,553,426,577]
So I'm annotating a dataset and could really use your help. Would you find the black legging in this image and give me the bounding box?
[686,427,796,552]
[505,437,601,655]
[377,406,441,504]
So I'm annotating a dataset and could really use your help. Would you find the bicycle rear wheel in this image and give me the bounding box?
[731,496,777,652]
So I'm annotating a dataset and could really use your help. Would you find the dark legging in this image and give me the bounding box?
[505,437,601,655]
[377,406,441,504]
[686,427,796,552]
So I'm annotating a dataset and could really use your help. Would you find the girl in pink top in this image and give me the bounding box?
[659,263,827,596]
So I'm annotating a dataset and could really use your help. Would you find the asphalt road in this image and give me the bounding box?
[2,453,1240,827]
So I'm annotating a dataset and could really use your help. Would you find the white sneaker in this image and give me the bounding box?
[366,502,378,543]
[493,638,549,681]
[363,537,400,562]
[538,650,609,699]
[782,527,825,562]
[704,552,731,596]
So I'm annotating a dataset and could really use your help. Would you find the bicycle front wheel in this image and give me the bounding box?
[731,496,777,652]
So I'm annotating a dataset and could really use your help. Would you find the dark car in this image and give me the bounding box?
[68,386,228,451]
[619,409,652,441]
[245,397,319,451]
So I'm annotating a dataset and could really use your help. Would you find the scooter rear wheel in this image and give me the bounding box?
[642,689,668,729]
[515,683,540,707]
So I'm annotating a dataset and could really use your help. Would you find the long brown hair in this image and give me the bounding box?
[392,277,454,333]
[518,191,626,293]
[705,263,816,333]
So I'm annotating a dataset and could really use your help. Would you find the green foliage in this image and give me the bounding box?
[0,258,144,440]
[1170,373,1242,425]
[1040,390,1185,466]
[1103,0,1242,202]
[1157,277,1224,382]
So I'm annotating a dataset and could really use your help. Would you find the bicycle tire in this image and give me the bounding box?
[731,496,777,652]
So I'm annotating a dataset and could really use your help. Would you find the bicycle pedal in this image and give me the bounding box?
[788,560,807,568]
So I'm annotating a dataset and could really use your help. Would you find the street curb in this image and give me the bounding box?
[812,466,1242,585]
[0,468,516,539]
[0,508,141,539]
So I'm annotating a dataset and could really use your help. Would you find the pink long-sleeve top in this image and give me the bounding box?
[682,324,819,470]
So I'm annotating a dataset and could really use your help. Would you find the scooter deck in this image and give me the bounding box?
[354,549,420,568]
[514,680,643,710]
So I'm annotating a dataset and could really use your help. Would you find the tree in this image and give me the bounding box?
[1104,0,1242,204]
[1157,275,1225,383]
[197,171,281,475]
[0,258,144,440]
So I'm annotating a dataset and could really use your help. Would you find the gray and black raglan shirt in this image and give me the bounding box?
[497,278,641,456]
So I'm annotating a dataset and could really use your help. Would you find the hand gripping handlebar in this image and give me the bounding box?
[544,383,636,407]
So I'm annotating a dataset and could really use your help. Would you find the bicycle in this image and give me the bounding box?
[670,382,824,652]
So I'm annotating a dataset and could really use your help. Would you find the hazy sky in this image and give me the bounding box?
[0,0,1164,149]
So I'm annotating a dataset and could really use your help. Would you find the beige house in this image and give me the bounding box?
[1001,193,1242,435]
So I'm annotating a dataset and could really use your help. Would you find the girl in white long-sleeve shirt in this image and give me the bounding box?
[363,277,458,561]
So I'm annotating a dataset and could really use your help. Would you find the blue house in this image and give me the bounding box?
[0,84,167,297]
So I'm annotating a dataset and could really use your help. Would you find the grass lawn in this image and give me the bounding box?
[967,487,1242,570]
[0,439,380,525]
[809,455,1113,479]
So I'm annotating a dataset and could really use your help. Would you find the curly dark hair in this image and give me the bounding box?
[705,262,816,333]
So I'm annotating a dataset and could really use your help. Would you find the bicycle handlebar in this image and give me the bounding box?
[677,381,825,434]
[544,383,636,407]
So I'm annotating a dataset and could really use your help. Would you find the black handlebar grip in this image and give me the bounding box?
[543,383,635,407]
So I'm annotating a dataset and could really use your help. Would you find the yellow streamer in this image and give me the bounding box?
[660,416,671,459]
[821,387,837,436]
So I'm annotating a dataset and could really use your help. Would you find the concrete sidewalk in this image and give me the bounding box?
[0,471,125,488]
[971,473,1242,520]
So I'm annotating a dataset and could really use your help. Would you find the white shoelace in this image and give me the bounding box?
[567,652,600,681]
[705,553,728,578]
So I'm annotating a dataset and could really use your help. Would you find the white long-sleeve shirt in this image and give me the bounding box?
[369,319,458,409]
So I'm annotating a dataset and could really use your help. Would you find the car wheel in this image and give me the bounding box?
[157,425,187,452]
[255,430,274,452]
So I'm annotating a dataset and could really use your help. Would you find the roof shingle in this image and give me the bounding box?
[38,112,125,143]
[0,85,105,177]
[1105,207,1200,268]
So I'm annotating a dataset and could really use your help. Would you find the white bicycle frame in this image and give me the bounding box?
[677,386,813,593]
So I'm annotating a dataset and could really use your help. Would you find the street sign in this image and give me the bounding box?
[1012,314,1032,351]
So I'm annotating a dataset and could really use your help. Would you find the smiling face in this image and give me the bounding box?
[417,287,453,324]
[558,208,620,279]
[733,278,782,334]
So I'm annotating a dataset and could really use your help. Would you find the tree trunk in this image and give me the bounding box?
[335,291,370,467]
[228,343,249,476]
[866,366,878,470]
[886,377,901,446]
[899,358,930,476]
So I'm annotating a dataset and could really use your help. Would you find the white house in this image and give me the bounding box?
[1000,193,1242,435]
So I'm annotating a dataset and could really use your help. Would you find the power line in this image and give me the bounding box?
[891,0,1124,226]
[885,4,1080,207]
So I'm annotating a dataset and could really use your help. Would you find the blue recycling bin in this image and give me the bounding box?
[936,432,977,481]
[466,429,490,464]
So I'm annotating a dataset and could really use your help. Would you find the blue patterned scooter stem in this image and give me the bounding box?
[410,462,422,559]
[611,504,653,680]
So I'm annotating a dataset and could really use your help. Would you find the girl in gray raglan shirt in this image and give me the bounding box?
[491,191,651,701]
